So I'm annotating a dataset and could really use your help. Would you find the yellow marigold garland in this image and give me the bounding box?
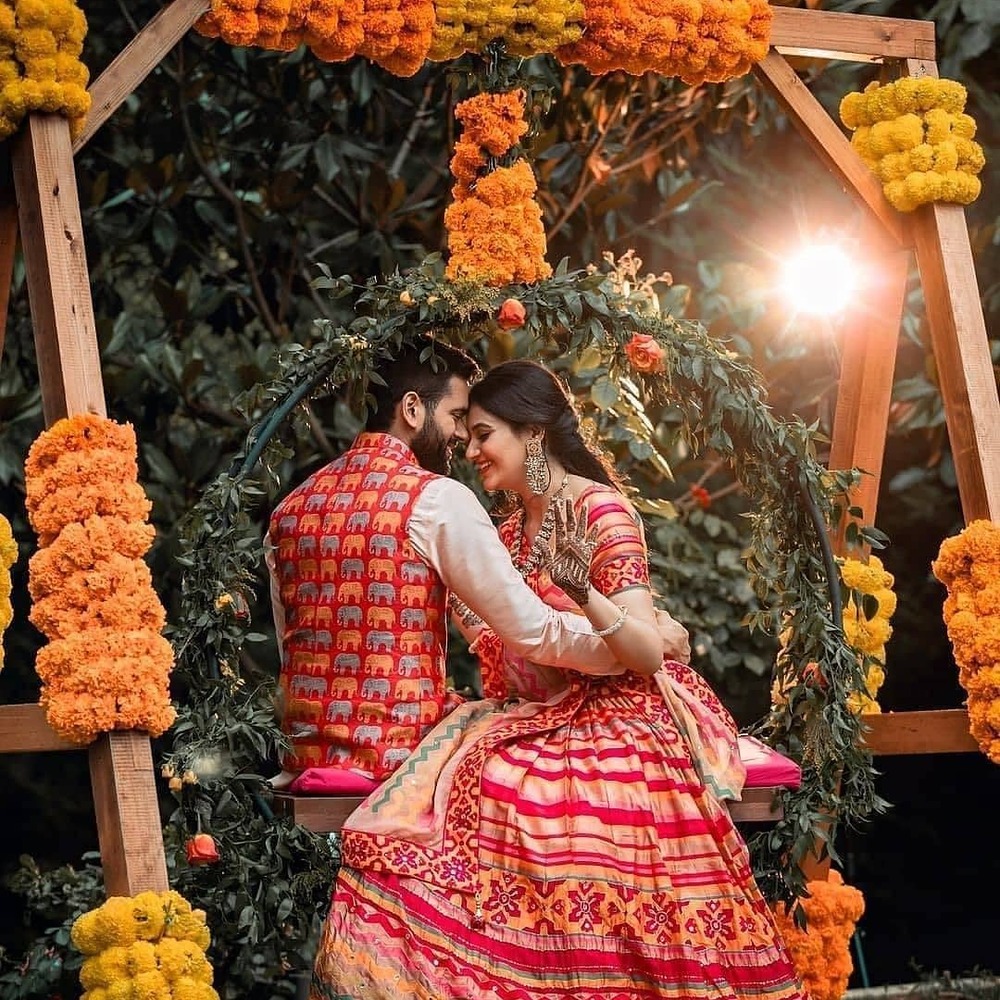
[24,414,176,746]
[840,554,896,715]
[0,0,91,141]
[0,514,17,669]
[429,0,583,62]
[839,77,985,213]
[932,519,1000,765]
[773,871,865,1000]
[556,0,773,86]
[444,90,552,286]
[71,889,219,1000]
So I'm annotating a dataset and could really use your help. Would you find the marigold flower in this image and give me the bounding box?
[624,332,666,373]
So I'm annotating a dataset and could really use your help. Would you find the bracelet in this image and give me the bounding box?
[592,605,628,638]
[449,593,484,628]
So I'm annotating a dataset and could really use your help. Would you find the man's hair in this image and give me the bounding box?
[365,340,480,431]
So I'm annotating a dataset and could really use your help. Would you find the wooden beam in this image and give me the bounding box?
[0,703,78,753]
[10,115,106,422]
[73,0,211,154]
[862,709,977,755]
[90,732,170,895]
[770,8,935,63]
[0,154,17,360]
[753,51,908,251]
[827,249,910,538]
[904,58,1000,523]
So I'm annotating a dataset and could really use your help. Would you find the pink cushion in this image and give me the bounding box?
[738,736,802,789]
[289,768,380,796]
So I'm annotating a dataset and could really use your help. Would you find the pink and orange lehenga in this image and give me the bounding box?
[310,485,806,1000]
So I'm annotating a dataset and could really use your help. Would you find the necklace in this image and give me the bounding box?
[510,476,569,579]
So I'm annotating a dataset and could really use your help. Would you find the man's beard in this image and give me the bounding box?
[411,415,452,474]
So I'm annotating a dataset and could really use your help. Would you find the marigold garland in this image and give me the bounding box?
[932,519,1000,765]
[444,89,552,285]
[0,0,91,141]
[556,0,773,86]
[0,514,17,669]
[773,870,865,1000]
[840,555,896,715]
[839,77,985,213]
[71,889,219,1000]
[25,414,176,745]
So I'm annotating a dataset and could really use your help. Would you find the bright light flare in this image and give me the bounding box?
[780,244,859,318]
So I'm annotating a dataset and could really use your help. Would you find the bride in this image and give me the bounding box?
[310,359,804,1000]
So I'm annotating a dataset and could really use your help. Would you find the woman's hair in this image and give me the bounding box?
[468,360,624,491]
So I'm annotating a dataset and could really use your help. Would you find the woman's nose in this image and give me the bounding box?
[465,439,479,459]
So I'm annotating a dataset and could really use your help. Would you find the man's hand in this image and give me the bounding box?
[546,498,594,607]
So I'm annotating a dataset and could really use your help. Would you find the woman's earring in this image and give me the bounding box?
[524,437,551,496]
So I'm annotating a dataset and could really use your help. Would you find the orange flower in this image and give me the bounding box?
[624,332,666,373]
[185,834,221,865]
[689,484,711,509]
[497,298,526,330]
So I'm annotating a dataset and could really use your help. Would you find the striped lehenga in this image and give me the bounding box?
[310,486,806,1000]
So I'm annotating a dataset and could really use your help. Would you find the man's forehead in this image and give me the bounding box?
[442,375,470,408]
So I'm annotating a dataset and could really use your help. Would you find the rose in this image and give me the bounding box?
[624,333,666,373]
[497,298,526,330]
[185,833,220,865]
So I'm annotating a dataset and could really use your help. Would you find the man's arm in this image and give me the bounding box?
[409,479,624,673]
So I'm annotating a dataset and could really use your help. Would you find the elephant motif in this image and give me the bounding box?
[304,492,328,511]
[296,581,319,601]
[298,558,319,581]
[387,724,418,746]
[372,510,402,533]
[369,558,396,581]
[320,535,340,556]
[322,515,345,536]
[367,582,396,605]
[341,473,363,491]
[390,702,420,723]
[277,514,298,533]
[382,746,411,769]
[332,492,354,511]
[297,536,318,556]
[369,534,398,556]
[357,702,387,723]
[330,677,358,699]
[320,582,337,600]
[352,747,379,774]
[333,652,361,673]
[341,559,365,580]
[367,606,396,629]
[343,534,367,557]
[298,745,323,766]
[419,702,439,724]
[300,514,322,534]
[399,631,425,654]
[401,561,430,583]
[365,654,395,676]
[380,491,410,511]
[281,492,307,513]
[326,700,353,722]
[316,606,334,628]
[356,491,380,510]
[347,452,371,470]
[336,606,362,628]
[347,511,371,531]
[338,630,362,651]
[388,473,423,491]
[291,650,328,673]
[365,631,396,652]
[325,744,352,764]
[361,677,391,700]
[400,584,428,607]
[362,472,389,489]
[296,606,317,628]
[289,699,322,723]
[355,725,383,747]
[400,608,427,629]
[321,559,339,581]
[290,675,327,697]
[337,582,364,603]
[418,678,437,698]
[370,456,397,471]
[314,630,334,649]
[394,678,422,700]
[323,723,351,741]
[398,655,421,674]
[278,537,297,560]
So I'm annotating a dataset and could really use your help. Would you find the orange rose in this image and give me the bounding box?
[624,333,666,373]
[497,298,526,330]
[185,833,220,865]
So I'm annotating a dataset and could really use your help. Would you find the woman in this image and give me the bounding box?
[310,360,805,1000]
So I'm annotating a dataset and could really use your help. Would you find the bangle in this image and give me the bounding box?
[592,605,628,638]
[449,593,484,628]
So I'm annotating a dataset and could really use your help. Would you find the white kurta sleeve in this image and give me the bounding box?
[408,478,622,674]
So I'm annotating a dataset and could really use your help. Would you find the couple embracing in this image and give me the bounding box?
[267,342,805,1000]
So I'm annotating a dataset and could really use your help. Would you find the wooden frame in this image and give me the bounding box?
[1,3,997,899]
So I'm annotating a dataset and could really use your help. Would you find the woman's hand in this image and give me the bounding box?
[546,498,594,607]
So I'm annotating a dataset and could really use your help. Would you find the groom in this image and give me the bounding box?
[268,339,689,791]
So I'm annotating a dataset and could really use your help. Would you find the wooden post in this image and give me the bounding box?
[0,155,17,359]
[10,112,169,896]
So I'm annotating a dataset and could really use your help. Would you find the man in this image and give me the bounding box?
[268,339,688,793]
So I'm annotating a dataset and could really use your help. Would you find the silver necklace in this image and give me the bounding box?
[510,476,569,579]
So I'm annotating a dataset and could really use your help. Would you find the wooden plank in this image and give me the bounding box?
[753,51,908,251]
[0,703,78,753]
[90,732,170,895]
[904,60,1000,523]
[862,709,977,755]
[10,115,106,422]
[73,0,211,154]
[0,156,17,360]
[827,249,910,538]
[770,8,935,63]
[730,786,784,824]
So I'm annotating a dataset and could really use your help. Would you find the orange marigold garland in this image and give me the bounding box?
[444,89,552,286]
[557,0,773,86]
[25,414,176,746]
[357,0,435,77]
[0,514,17,669]
[932,519,1000,764]
[773,871,865,1000]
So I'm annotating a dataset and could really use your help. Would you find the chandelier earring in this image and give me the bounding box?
[524,437,551,496]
